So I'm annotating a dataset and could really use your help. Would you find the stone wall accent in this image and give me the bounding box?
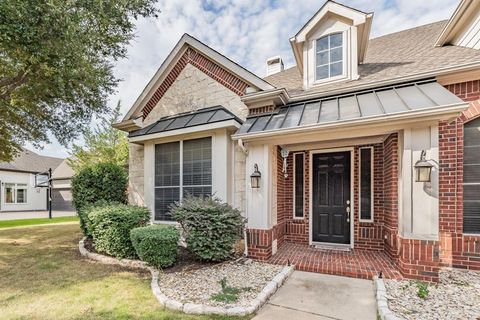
[129,63,249,213]
[142,48,249,120]
[128,143,145,205]
[143,63,248,126]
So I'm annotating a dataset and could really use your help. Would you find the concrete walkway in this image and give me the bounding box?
[0,210,76,221]
[254,271,376,320]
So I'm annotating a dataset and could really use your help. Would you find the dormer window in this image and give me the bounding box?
[315,33,344,81]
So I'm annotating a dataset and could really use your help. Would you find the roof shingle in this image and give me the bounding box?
[264,21,480,97]
[0,149,64,173]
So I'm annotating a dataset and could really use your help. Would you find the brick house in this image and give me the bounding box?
[115,0,480,281]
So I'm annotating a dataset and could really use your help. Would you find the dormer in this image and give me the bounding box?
[290,1,373,90]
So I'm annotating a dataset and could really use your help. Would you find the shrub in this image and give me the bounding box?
[87,203,150,258]
[130,225,180,268]
[171,196,246,262]
[71,162,128,235]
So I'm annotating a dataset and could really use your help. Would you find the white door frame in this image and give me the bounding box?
[309,147,354,249]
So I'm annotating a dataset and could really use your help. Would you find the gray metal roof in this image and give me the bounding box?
[129,106,243,138]
[236,80,463,136]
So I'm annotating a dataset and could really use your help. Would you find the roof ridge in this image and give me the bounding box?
[369,20,448,41]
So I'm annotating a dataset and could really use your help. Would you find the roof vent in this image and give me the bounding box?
[266,56,284,76]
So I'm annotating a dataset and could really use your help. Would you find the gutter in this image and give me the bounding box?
[232,102,469,141]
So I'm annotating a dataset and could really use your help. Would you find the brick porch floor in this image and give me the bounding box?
[267,243,403,280]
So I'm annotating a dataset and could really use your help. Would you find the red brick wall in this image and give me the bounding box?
[353,145,385,251]
[382,134,399,260]
[142,47,249,119]
[398,239,440,282]
[438,79,480,271]
[246,228,273,261]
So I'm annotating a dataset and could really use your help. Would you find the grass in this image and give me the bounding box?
[0,216,79,229]
[0,223,248,320]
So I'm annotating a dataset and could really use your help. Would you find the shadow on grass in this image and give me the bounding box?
[0,224,247,320]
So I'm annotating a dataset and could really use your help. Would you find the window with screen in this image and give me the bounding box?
[154,137,212,221]
[294,153,304,218]
[315,33,343,81]
[360,147,373,221]
[16,184,27,203]
[464,118,480,233]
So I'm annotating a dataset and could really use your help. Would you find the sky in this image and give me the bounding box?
[27,0,459,158]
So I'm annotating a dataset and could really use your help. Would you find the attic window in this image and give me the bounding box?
[315,33,343,81]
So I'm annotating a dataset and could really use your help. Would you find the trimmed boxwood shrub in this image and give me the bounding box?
[171,196,246,262]
[87,203,150,258]
[71,162,128,235]
[130,225,180,268]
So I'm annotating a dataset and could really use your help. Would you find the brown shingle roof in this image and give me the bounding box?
[0,149,64,173]
[264,21,480,97]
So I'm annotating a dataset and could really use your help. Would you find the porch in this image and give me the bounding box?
[268,242,403,280]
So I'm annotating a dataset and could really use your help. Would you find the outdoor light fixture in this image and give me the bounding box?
[250,164,261,188]
[414,150,433,182]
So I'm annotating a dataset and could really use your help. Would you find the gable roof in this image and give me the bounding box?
[119,34,274,126]
[0,149,64,174]
[266,21,480,100]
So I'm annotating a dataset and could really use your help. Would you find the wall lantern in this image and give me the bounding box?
[414,150,434,182]
[250,164,261,188]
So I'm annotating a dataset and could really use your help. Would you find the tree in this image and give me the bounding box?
[0,0,158,162]
[68,102,128,172]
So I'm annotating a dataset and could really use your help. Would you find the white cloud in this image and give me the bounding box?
[30,0,458,158]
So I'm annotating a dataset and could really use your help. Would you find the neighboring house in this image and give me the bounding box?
[0,149,74,212]
[51,159,75,211]
[115,0,480,281]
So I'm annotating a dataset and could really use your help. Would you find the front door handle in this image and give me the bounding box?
[346,201,351,223]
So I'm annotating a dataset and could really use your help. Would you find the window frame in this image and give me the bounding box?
[153,137,212,222]
[293,152,305,219]
[3,183,28,205]
[314,32,346,84]
[359,147,374,222]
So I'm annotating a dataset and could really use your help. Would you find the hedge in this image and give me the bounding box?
[87,203,150,259]
[171,196,246,262]
[130,225,180,268]
[71,162,128,235]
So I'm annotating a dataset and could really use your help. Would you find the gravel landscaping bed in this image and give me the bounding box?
[385,269,480,320]
[159,259,283,307]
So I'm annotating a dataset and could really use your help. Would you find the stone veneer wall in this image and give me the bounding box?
[128,62,249,213]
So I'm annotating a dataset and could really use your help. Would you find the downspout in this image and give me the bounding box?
[237,139,249,257]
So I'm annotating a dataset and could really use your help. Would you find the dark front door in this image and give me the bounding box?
[312,151,351,244]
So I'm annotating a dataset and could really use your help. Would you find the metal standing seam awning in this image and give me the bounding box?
[234,80,465,138]
[129,105,243,139]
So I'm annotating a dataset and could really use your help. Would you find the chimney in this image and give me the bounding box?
[266,56,284,76]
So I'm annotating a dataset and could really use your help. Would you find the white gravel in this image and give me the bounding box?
[385,269,480,320]
[159,259,283,307]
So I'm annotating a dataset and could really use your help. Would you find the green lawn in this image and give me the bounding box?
[0,216,79,229]
[0,223,248,319]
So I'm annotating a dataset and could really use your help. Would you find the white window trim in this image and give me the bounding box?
[3,183,28,205]
[293,152,305,219]
[313,31,347,85]
[359,147,374,222]
[153,137,213,221]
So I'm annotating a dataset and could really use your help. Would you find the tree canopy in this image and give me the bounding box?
[68,102,128,172]
[0,0,158,162]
